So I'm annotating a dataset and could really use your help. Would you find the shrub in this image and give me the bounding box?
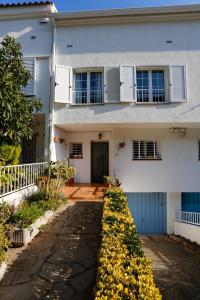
[0,202,13,224]
[44,161,76,181]
[10,204,44,229]
[0,223,10,264]
[0,144,21,165]
[95,187,161,300]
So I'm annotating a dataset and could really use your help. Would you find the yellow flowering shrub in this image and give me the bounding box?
[95,187,161,300]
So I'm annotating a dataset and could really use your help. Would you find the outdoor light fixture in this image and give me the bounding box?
[169,127,187,137]
[98,133,103,140]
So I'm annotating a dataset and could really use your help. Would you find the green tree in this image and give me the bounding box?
[0,35,42,145]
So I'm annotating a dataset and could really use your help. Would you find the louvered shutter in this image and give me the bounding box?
[55,65,72,104]
[104,67,120,103]
[22,58,36,96]
[169,66,187,102]
[120,65,136,102]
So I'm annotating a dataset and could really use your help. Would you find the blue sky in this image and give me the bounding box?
[0,0,200,11]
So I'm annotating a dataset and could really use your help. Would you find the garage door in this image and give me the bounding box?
[127,193,167,234]
[182,193,200,213]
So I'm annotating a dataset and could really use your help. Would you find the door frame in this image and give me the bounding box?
[91,141,109,183]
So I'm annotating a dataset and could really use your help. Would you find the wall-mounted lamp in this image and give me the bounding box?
[169,127,187,137]
[98,132,103,140]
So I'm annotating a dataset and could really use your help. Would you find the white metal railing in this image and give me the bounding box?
[137,89,166,103]
[73,90,103,104]
[0,162,48,197]
[176,210,200,226]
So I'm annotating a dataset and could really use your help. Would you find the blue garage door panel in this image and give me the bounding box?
[182,193,200,213]
[127,193,167,234]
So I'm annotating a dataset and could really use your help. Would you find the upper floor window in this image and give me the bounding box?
[133,140,161,160]
[22,58,36,96]
[136,68,166,103]
[74,70,103,104]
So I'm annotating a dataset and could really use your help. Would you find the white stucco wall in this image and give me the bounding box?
[114,127,200,193]
[53,126,200,192]
[174,221,200,245]
[54,20,200,125]
[167,192,181,234]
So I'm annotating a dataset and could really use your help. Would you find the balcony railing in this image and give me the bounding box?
[137,89,166,103]
[176,210,200,226]
[0,162,48,197]
[73,90,103,104]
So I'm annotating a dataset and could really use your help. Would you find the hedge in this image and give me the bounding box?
[95,188,161,300]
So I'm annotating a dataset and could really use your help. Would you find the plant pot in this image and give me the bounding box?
[0,261,7,282]
[10,210,54,247]
[67,178,74,185]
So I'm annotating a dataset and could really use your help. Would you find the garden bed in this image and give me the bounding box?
[10,210,54,247]
[0,262,7,282]
[95,187,161,300]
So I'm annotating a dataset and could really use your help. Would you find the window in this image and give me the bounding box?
[22,58,36,96]
[69,143,83,159]
[136,68,166,103]
[74,70,103,104]
[133,141,161,160]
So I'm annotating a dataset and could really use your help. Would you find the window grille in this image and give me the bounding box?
[136,69,166,103]
[133,140,161,160]
[69,143,83,159]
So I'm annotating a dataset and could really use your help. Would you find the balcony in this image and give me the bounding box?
[73,90,103,105]
[137,88,166,103]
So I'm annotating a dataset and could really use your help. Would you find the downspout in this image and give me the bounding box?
[49,15,56,161]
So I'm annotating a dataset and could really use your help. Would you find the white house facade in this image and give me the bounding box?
[1,2,200,236]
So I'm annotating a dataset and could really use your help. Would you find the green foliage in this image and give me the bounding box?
[0,35,42,144]
[0,202,13,224]
[0,224,10,264]
[0,144,21,165]
[95,187,161,300]
[103,175,121,188]
[45,161,76,181]
[10,203,44,229]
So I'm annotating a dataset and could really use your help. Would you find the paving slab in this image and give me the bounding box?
[0,200,103,299]
[140,235,200,300]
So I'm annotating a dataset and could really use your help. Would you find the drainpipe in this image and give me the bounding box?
[49,16,56,162]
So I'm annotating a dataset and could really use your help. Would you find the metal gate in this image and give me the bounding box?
[127,192,167,234]
[182,193,200,213]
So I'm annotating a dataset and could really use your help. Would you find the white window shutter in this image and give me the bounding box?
[104,67,120,103]
[22,58,36,96]
[120,65,136,102]
[169,65,187,102]
[55,65,72,104]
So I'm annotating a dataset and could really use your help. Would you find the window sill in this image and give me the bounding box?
[132,158,162,161]
[70,103,104,106]
[69,157,83,159]
[135,102,170,105]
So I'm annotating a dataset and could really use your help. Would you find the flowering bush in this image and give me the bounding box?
[95,188,161,300]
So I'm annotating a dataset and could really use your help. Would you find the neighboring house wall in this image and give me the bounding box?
[0,6,53,161]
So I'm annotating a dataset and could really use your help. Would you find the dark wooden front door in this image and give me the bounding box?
[91,142,109,183]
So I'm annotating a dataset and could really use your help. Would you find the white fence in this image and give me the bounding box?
[0,162,48,197]
[176,210,200,226]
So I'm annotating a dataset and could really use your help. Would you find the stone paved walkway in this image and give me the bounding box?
[140,235,200,300]
[0,200,103,300]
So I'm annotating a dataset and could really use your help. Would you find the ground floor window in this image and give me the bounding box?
[132,140,161,160]
[69,143,83,159]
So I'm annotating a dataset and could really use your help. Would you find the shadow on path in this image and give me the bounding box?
[140,235,200,300]
[0,200,103,300]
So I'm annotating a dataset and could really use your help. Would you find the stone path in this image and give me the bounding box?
[140,235,200,300]
[0,200,103,300]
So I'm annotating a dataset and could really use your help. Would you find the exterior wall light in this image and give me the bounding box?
[169,127,187,137]
[98,133,103,140]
